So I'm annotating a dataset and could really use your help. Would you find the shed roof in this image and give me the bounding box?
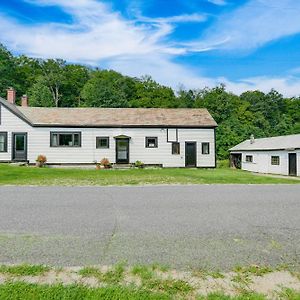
[230,134,300,151]
[0,97,217,128]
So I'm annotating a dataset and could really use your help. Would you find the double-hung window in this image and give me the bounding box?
[96,137,109,149]
[0,132,7,152]
[50,132,81,147]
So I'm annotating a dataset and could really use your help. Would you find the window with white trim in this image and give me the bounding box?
[246,155,253,163]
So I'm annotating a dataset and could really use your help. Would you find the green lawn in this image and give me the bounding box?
[0,282,298,300]
[0,164,299,186]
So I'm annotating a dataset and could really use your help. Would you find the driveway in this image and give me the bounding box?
[0,185,299,270]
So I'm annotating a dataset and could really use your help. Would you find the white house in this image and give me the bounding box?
[0,88,217,167]
[230,134,300,176]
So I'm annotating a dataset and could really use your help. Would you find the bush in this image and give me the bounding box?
[36,155,47,167]
[135,160,145,169]
[36,155,47,163]
[100,158,111,168]
[217,160,229,169]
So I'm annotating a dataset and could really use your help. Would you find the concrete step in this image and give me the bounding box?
[112,164,133,169]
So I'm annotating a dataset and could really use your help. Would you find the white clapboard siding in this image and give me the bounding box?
[240,150,300,176]
[0,104,216,167]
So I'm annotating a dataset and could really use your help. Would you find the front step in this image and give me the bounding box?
[112,164,133,169]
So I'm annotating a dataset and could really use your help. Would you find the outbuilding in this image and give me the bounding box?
[230,134,300,176]
[0,88,217,167]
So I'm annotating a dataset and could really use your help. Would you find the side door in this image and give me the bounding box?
[185,142,197,167]
[12,133,27,161]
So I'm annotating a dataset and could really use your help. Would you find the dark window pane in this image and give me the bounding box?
[146,137,158,148]
[15,135,25,151]
[59,134,73,146]
[271,156,280,165]
[246,155,253,162]
[172,142,180,155]
[73,134,80,146]
[0,134,6,152]
[96,137,109,148]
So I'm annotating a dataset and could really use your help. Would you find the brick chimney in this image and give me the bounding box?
[7,87,16,104]
[21,95,28,107]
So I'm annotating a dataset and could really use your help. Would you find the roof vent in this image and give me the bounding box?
[250,134,255,144]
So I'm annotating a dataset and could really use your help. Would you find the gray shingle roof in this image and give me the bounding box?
[230,134,300,151]
[0,98,217,128]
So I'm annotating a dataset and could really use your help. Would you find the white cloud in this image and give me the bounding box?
[207,0,227,6]
[137,13,207,24]
[1,0,300,97]
[190,0,300,52]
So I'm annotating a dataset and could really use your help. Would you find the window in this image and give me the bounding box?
[246,155,253,163]
[172,142,180,155]
[96,137,109,149]
[202,142,210,154]
[146,137,158,148]
[50,132,81,147]
[0,132,7,152]
[271,156,280,165]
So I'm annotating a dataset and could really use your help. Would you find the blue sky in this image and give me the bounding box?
[1,0,300,96]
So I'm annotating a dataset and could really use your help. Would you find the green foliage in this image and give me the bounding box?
[0,164,299,186]
[198,292,267,299]
[0,282,168,300]
[130,75,177,108]
[0,264,50,276]
[79,262,126,284]
[1,44,300,160]
[28,76,53,107]
[0,44,18,98]
[81,70,130,107]
[134,160,145,168]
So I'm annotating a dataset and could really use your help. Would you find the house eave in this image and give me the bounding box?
[230,148,300,152]
[32,123,218,129]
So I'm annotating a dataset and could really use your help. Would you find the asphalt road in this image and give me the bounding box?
[0,185,299,270]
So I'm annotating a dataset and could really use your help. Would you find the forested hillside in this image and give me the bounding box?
[1,44,299,159]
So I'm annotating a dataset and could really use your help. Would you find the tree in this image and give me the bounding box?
[194,85,240,124]
[130,75,176,108]
[28,76,53,107]
[60,64,90,107]
[14,55,42,95]
[0,44,18,98]
[81,70,130,107]
[38,59,66,107]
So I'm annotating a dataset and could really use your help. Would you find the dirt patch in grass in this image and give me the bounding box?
[0,264,299,299]
[0,263,300,299]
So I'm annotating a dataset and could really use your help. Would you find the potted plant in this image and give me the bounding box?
[100,158,111,169]
[135,160,145,169]
[36,155,47,168]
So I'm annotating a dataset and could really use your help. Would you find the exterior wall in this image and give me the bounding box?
[0,104,216,167]
[231,150,300,176]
